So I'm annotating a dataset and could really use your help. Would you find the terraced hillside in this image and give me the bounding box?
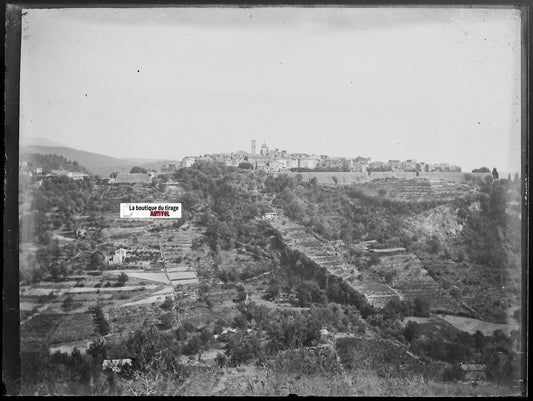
[270,214,470,315]
[270,217,401,309]
[368,254,468,315]
[353,178,472,202]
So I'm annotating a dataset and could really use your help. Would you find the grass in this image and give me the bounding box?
[48,313,96,344]
[171,367,520,396]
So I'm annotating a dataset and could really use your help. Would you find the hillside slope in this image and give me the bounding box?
[20,145,134,177]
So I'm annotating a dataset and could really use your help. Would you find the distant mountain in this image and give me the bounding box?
[19,145,140,177]
[20,137,65,148]
[123,158,168,164]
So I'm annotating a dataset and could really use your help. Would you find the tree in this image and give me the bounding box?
[183,335,202,355]
[90,251,107,271]
[225,333,261,366]
[238,162,254,170]
[215,352,227,368]
[384,271,395,285]
[368,253,380,266]
[472,167,490,173]
[87,338,107,368]
[492,167,499,180]
[296,284,312,307]
[117,272,129,286]
[413,298,430,317]
[489,181,507,223]
[59,262,72,277]
[426,235,440,254]
[443,364,465,382]
[160,295,174,311]
[264,282,280,301]
[50,265,61,281]
[130,166,148,174]
[404,321,420,343]
[126,325,164,371]
[159,312,174,330]
[62,295,75,311]
[91,305,110,336]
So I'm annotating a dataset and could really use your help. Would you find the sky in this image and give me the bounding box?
[20,6,522,173]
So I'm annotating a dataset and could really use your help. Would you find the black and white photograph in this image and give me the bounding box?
[4,3,528,396]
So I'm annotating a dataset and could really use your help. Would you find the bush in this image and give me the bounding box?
[90,305,110,336]
[216,352,227,367]
[404,321,420,343]
[159,312,174,330]
[183,335,202,355]
[160,295,174,311]
[368,253,380,266]
[62,295,75,311]
[426,235,440,254]
[413,298,430,317]
[443,364,465,382]
[117,272,129,286]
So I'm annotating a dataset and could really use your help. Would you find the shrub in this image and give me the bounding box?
[159,312,174,330]
[62,295,75,311]
[90,305,110,336]
[426,235,440,254]
[216,352,227,367]
[160,295,174,311]
[183,335,202,355]
[117,272,129,286]
[404,321,420,343]
[443,364,465,382]
[413,298,430,317]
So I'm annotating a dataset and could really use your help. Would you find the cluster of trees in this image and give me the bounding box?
[90,305,110,336]
[20,153,89,174]
[289,164,351,173]
[260,176,443,247]
[405,322,521,385]
[20,339,120,395]
[20,176,100,283]
[29,176,95,241]
[218,301,366,367]
[458,179,510,267]
[129,166,148,174]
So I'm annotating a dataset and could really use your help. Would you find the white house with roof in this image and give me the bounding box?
[102,359,132,373]
[181,157,197,168]
[109,248,127,265]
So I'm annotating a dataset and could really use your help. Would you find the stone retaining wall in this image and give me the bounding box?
[281,171,493,185]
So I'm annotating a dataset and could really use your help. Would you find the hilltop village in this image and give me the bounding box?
[177,140,461,173]
[17,147,523,396]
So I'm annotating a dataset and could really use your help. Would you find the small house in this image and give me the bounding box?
[460,363,487,382]
[102,359,132,373]
[75,228,87,238]
[319,328,331,343]
[110,248,127,265]
[262,212,278,221]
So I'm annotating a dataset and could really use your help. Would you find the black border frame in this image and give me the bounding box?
[3,1,529,396]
